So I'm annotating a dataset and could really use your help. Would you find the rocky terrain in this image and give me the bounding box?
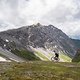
[0,23,77,62]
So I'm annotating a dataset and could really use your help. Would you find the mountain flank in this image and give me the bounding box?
[0,23,77,62]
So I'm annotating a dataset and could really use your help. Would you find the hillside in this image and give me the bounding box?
[0,23,77,62]
[71,39,80,62]
[0,62,80,80]
[72,39,80,49]
[72,49,80,62]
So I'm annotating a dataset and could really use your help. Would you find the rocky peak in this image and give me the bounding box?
[0,24,77,57]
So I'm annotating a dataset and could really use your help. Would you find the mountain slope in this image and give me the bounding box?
[0,47,25,62]
[71,39,80,62]
[72,39,80,49]
[72,49,80,62]
[0,23,77,62]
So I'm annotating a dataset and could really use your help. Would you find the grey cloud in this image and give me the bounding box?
[43,0,80,23]
[0,0,80,39]
[43,5,72,23]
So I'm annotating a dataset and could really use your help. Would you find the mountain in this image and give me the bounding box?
[71,39,80,62]
[72,39,80,49]
[72,49,80,62]
[0,23,77,62]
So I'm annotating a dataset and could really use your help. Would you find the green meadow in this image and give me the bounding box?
[0,61,80,80]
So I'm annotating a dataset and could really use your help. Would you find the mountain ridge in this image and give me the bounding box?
[0,23,77,62]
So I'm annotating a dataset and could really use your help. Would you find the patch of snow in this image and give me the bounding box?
[5,39,9,42]
[54,45,57,48]
[4,44,6,47]
[0,56,8,62]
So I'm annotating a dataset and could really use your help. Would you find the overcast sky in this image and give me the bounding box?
[0,0,80,39]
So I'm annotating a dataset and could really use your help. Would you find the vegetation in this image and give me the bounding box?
[33,50,72,62]
[72,49,80,62]
[60,53,72,62]
[11,49,40,61]
[0,53,10,60]
[0,62,80,80]
[34,51,50,61]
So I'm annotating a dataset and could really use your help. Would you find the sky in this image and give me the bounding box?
[0,0,80,39]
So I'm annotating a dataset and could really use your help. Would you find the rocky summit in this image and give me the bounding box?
[0,23,77,62]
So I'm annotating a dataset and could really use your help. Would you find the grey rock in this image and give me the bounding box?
[0,23,77,57]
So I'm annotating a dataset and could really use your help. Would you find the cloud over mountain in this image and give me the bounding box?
[0,0,80,39]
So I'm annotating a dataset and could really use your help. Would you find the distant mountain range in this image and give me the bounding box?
[0,23,79,62]
[72,49,80,62]
[72,39,80,49]
[71,39,80,62]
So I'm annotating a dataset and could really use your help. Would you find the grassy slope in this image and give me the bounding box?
[34,51,50,61]
[72,54,80,62]
[0,62,80,80]
[11,48,72,62]
[34,51,72,62]
[60,53,72,62]
[0,45,72,62]
[11,49,40,61]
